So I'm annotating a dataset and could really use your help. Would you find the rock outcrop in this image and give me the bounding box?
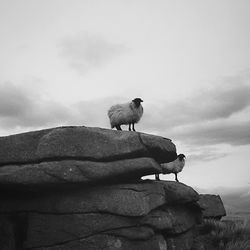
[0,126,176,189]
[0,126,225,250]
[198,194,226,219]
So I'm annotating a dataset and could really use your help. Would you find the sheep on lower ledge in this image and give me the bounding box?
[108,98,143,131]
[155,154,186,182]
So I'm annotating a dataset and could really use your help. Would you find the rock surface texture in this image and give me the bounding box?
[0,126,226,250]
[198,194,226,219]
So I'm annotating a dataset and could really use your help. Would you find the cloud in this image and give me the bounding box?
[170,119,250,146]
[59,32,128,74]
[141,70,250,148]
[0,82,127,135]
[0,81,74,132]
[143,76,250,130]
[187,147,228,164]
[71,96,130,128]
[0,82,32,117]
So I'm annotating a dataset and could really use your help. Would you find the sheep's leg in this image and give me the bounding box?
[132,123,136,131]
[129,124,131,131]
[155,174,160,181]
[115,125,122,130]
[175,173,179,182]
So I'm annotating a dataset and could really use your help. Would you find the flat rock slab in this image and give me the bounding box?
[0,158,162,188]
[0,181,199,215]
[25,204,201,248]
[142,204,201,234]
[198,194,226,219]
[160,181,199,204]
[25,213,154,248]
[0,126,176,165]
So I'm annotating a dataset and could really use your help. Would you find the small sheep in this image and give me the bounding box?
[108,98,143,131]
[155,154,186,182]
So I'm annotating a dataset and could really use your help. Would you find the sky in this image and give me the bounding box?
[0,0,250,194]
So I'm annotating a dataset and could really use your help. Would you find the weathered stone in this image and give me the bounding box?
[0,181,199,216]
[24,212,156,248]
[159,181,200,204]
[0,126,224,250]
[106,226,155,240]
[0,181,166,216]
[139,132,176,163]
[0,215,16,250]
[0,158,161,188]
[165,229,196,250]
[31,234,167,250]
[0,214,27,250]
[141,204,201,234]
[0,126,176,166]
[198,194,226,219]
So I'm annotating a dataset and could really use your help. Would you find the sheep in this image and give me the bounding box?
[108,98,143,131]
[155,154,186,182]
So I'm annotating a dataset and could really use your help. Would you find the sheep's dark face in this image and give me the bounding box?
[132,98,143,107]
[177,154,186,161]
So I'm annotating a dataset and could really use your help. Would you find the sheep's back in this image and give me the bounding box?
[161,161,176,174]
[162,159,185,174]
[107,103,133,127]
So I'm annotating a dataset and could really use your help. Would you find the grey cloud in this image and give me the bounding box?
[187,149,228,164]
[193,82,250,120]
[140,71,250,147]
[170,120,250,146]
[0,82,74,130]
[0,82,31,117]
[59,32,128,74]
[0,83,127,134]
[143,80,250,132]
[71,96,128,128]
[144,71,250,130]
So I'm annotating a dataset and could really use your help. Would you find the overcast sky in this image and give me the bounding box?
[0,0,250,191]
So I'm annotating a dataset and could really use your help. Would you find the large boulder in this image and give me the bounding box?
[141,204,201,234]
[198,194,226,219]
[0,158,161,187]
[0,127,217,250]
[0,181,199,215]
[0,126,176,165]
[0,126,177,189]
[0,180,201,249]
[24,213,154,248]
[160,181,199,204]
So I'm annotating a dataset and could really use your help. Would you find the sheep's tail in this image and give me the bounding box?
[108,110,115,128]
[108,104,128,128]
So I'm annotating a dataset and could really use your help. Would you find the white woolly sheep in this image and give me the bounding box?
[155,154,186,182]
[108,98,143,131]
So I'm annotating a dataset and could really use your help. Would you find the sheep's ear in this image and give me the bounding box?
[133,98,143,103]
